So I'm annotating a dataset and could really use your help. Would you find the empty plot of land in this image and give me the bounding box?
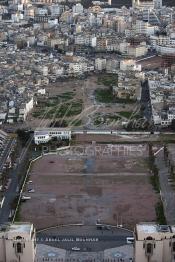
[74,134,160,143]
[20,145,158,229]
[25,76,138,129]
[137,56,163,70]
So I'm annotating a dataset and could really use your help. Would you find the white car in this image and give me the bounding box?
[22,196,31,200]
[28,189,35,193]
[71,247,80,251]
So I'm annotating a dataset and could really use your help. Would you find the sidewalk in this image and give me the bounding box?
[155,150,175,224]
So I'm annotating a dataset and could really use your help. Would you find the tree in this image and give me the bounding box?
[171,119,175,131]
[16,129,30,145]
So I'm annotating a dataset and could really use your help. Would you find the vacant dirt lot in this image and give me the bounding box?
[136,56,163,70]
[20,144,158,229]
[25,75,138,129]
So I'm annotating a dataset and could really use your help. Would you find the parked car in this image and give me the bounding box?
[71,247,80,251]
[28,189,35,193]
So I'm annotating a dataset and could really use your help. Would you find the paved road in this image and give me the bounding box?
[140,80,152,121]
[0,166,19,224]
[37,234,129,242]
[0,141,31,224]
[37,236,132,252]
[0,138,15,172]
[37,226,133,252]
[155,149,175,224]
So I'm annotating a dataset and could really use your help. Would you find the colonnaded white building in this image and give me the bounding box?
[34,128,71,145]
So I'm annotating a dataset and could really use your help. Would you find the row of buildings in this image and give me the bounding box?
[148,72,175,127]
[0,0,174,127]
[1,222,175,262]
[0,37,144,125]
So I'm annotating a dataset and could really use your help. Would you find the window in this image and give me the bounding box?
[16,242,22,253]
[15,236,23,254]
[16,236,22,240]
[146,243,153,254]
[173,242,175,252]
[146,236,153,241]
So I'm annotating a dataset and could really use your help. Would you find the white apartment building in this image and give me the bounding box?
[150,35,175,48]
[68,62,94,75]
[135,20,157,35]
[69,62,83,74]
[106,59,119,73]
[0,223,36,262]
[74,35,86,45]
[75,35,96,47]
[95,58,106,71]
[149,35,175,54]
[52,65,64,76]
[135,20,148,34]
[34,128,71,144]
[49,5,62,16]
[19,97,34,121]
[37,88,46,95]
[119,42,129,54]
[156,45,175,55]
[91,36,97,47]
[152,112,161,125]
[128,44,148,58]
[72,3,83,14]
[37,8,48,16]
[161,109,175,127]
[115,17,126,33]
[135,223,175,262]
[132,0,154,9]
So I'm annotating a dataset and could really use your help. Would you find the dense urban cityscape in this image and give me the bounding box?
[0,0,175,261]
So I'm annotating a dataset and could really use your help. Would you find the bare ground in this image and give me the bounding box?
[25,75,138,129]
[20,145,158,229]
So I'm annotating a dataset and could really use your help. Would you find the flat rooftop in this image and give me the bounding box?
[35,127,71,132]
[136,224,158,234]
[136,224,173,234]
[8,223,33,234]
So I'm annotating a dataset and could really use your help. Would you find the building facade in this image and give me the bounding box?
[132,0,154,9]
[34,128,71,144]
[154,0,162,9]
[0,223,36,262]
[135,223,175,262]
